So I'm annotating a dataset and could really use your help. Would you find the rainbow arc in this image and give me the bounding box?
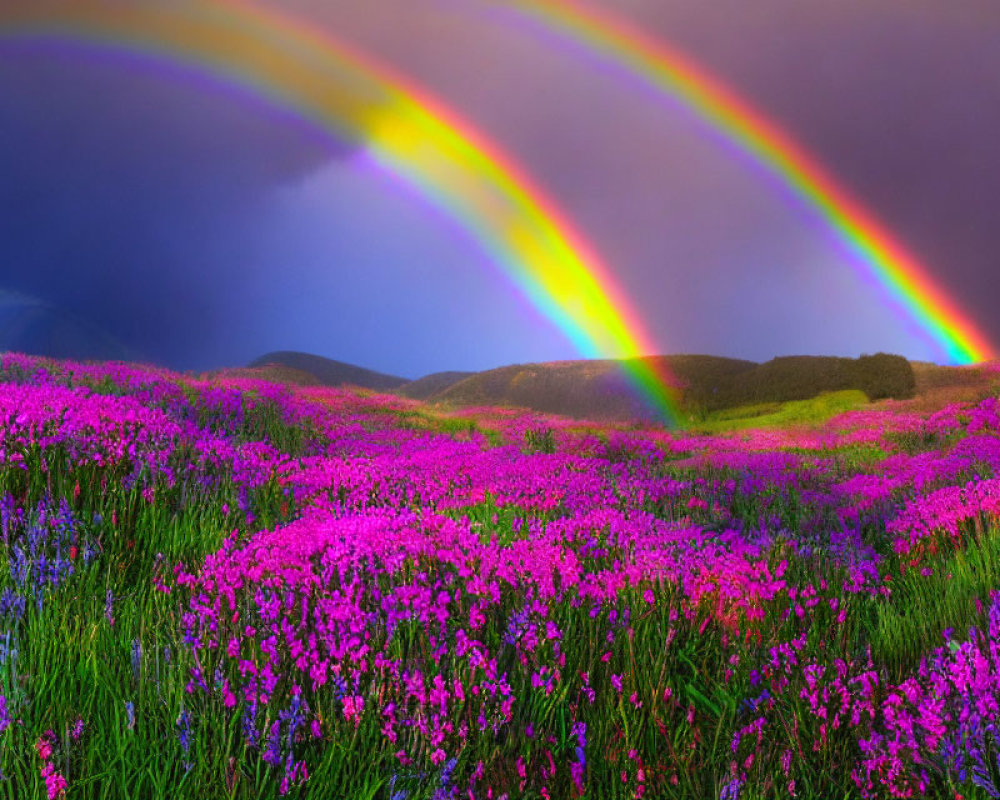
[503,0,993,364]
[0,0,681,422]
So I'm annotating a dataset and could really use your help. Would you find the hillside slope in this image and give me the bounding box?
[398,371,474,400]
[240,350,929,424]
[426,353,916,422]
[432,355,756,421]
[248,351,409,391]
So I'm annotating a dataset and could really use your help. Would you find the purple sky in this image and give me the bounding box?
[1,0,997,375]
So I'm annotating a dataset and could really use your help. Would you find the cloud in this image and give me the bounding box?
[0,288,139,362]
[0,37,360,369]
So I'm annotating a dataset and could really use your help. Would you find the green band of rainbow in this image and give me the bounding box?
[0,1,680,422]
[506,0,993,365]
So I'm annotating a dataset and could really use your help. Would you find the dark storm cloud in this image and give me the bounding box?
[0,40,355,369]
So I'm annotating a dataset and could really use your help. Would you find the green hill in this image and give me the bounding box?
[243,350,924,426]
[428,353,915,423]
[432,355,756,421]
[247,351,409,391]
[398,371,474,400]
[689,353,916,413]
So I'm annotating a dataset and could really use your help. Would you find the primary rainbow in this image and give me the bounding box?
[0,1,681,423]
[505,0,993,364]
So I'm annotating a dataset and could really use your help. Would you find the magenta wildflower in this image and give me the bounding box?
[40,762,67,799]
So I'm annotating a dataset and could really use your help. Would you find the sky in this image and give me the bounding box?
[0,0,997,377]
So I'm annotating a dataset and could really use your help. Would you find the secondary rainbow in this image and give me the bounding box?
[0,1,680,423]
[505,0,993,364]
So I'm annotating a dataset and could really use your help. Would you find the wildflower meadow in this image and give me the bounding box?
[0,351,998,799]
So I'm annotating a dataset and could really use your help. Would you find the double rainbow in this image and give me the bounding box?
[503,0,993,364]
[3,1,990,433]
[0,1,681,423]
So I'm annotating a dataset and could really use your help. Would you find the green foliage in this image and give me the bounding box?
[524,426,556,454]
[390,408,481,439]
[867,524,1000,679]
[693,390,869,433]
[852,353,916,401]
[679,354,916,416]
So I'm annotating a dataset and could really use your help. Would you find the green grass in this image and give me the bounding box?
[691,390,870,433]
[0,407,305,798]
[866,522,1000,679]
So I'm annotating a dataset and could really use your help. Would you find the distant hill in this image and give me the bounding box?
[433,360,650,420]
[897,360,999,412]
[910,360,994,393]
[654,354,758,410]
[242,350,929,424]
[207,364,323,387]
[431,355,756,421]
[398,371,474,400]
[247,351,408,391]
[423,353,916,422]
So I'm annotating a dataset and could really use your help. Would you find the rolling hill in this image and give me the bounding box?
[397,371,474,400]
[422,354,919,421]
[239,349,970,424]
[429,355,758,421]
[247,351,409,391]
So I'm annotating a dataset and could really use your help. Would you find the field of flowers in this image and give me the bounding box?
[1,351,999,799]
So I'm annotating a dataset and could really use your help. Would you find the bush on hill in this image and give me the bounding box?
[852,352,916,401]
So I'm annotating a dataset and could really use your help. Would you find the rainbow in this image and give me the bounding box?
[0,1,680,423]
[503,0,994,364]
